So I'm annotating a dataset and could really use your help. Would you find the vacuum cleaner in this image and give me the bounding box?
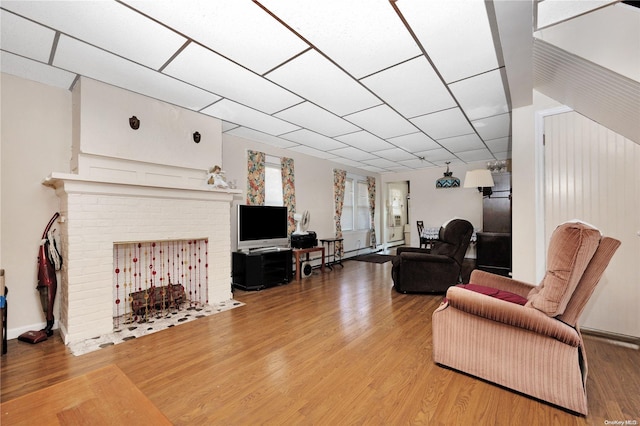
[18,212,62,344]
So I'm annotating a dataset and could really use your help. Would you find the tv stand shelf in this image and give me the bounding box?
[232,249,292,291]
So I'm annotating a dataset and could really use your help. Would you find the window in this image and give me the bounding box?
[341,176,370,232]
[342,179,354,231]
[264,156,283,206]
[356,181,369,230]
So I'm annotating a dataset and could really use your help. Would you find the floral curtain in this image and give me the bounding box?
[246,150,265,205]
[367,176,377,248]
[333,169,347,257]
[281,157,296,236]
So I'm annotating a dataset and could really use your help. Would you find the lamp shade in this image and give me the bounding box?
[435,162,460,188]
[463,169,495,188]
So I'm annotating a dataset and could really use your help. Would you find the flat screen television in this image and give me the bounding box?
[237,204,289,251]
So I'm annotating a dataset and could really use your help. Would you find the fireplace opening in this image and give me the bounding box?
[113,239,208,329]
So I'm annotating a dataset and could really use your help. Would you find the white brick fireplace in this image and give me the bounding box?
[44,173,238,345]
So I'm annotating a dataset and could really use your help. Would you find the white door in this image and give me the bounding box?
[544,111,640,338]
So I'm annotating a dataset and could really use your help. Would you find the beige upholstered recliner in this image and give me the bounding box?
[432,222,621,415]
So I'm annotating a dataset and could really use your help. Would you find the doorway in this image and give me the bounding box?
[385,181,409,247]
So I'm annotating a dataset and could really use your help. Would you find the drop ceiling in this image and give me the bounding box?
[1,0,530,173]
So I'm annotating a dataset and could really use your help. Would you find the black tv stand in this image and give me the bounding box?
[232,248,292,291]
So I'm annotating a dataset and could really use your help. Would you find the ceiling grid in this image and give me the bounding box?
[0,0,529,172]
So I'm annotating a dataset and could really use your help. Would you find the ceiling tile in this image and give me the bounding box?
[411,107,474,140]
[485,136,511,154]
[334,131,394,152]
[274,102,360,137]
[492,151,511,160]
[371,148,416,161]
[266,50,380,116]
[344,105,417,139]
[54,36,219,110]
[385,164,413,172]
[456,148,495,162]
[472,113,511,141]
[202,99,300,135]
[417,148,457,163]
[280,129,347,150]
[399,158,436,169]
[164,43,301,114]
[358,165,388,173]
[397,0,500,83]
[327,146,378,161]
[1,51,77,89]
[0,10,55,62]
[3,0,186,70]
[449,69,509,120]
[330,158,368,168]
[124,0,309,74]
[437,133,485,153]
[222,122,240,132]
[289,145,338,160]
[361,56,455,118]
[386,132,440,153]
[225,127,299,149]
[362,157,398,169]
[258,0,420,79]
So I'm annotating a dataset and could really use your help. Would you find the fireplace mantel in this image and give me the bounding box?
[43,172,242,201]
[43,172,240,345]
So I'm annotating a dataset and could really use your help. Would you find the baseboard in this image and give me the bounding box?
[7,321,59,341]
[581,327,640,349]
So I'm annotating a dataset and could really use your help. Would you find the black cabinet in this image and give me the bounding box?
[232,249,292,291]
[476,232,511,277]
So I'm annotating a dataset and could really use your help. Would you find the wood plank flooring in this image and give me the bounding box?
[1,260,639,425]
[1,364,171,425]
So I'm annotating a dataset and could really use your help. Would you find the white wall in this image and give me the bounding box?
[0,74,228,339]
[511,91,562,283]
[74,77,222,173]
[535,3,640,83]
[381,163,487,249]
[222,133,381,257]
[1,73,72,336]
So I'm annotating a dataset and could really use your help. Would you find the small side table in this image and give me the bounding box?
[292,247,325,281]
[320,238,344,270]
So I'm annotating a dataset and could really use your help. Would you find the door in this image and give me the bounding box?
[544,111,640,337]
[386,182,408,244]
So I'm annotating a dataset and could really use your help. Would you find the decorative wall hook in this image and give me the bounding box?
[129,116,140,130]
[193,131,201,143]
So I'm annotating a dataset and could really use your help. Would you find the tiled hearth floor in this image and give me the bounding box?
[68,300,244,356]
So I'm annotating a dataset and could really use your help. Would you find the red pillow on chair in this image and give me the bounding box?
[457,284,528,305]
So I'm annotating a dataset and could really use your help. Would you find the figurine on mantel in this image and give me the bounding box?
[207,165,229,189]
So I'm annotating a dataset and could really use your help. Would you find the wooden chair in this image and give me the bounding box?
[416,221,428,249]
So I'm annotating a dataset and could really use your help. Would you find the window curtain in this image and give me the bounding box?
[281,157,296,236]
[367,176,377,248]
[333,169,347,257]
[246,150,265,205]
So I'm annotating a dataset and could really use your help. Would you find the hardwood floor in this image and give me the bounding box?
[2,260,639,425]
